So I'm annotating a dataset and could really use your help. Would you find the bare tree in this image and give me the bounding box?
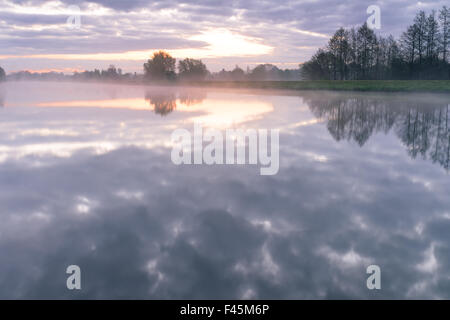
[439,6,450,62]
[302,6,450,80]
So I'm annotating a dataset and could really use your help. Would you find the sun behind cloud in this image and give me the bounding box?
[173,28,274,58]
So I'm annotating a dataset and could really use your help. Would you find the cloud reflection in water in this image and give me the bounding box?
[0,82,449,299]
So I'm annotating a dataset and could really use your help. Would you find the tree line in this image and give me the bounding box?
[3,66,135,82]
[302,6,450,80]
[143,50,301,81]
[0,55,301,82]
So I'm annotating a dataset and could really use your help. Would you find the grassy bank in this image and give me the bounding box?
[189,80,450,93]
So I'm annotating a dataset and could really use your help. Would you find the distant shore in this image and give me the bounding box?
[2,79,450,93]
[187,80,450,93]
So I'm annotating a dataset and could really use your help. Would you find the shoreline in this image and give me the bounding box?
[187,80,450,93]
[2,79,450,93]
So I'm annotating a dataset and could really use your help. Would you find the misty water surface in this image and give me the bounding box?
[0,81,449,299]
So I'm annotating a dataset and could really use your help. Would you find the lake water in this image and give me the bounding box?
[0,81,449,299]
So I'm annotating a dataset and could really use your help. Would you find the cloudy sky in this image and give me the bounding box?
[0,0,448,73]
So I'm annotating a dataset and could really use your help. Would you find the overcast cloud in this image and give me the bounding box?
[0,0,448,72]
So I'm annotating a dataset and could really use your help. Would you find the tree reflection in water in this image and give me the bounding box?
[0,85,5,108]
[304,92,450,171]
[178,90,207,106]
[145,88,206,116]
[145,92,177,116]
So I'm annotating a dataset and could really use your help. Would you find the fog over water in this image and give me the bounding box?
[0,81,449,299]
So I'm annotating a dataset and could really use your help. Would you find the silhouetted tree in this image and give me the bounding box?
[0,66,5,82]
[439,6,450,78]
[178,58,208,81]
[230,66,245,81]
[439,6,450,62]
[328,28,350,80]
[302,6,450,80]
[249,64,284,80]
[302,49,333,80]
[356,23,378,79]
[144,51,176,81]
